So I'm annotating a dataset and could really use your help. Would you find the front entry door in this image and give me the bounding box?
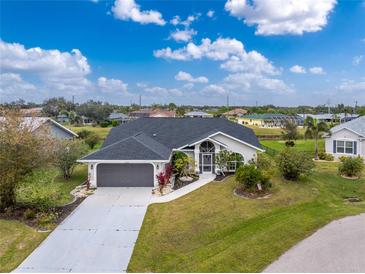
[202,153,213,173]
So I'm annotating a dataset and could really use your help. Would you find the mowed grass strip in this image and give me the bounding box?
[128,162,365,272]
[67,126,111,139]
[261,139,325,153]
[0,220,48,272]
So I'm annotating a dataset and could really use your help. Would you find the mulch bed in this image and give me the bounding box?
[0,197,85,229]
[234,186,271,199]
[173,175,199,190]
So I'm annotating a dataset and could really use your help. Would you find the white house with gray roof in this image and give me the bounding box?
[324,116,365,160]
[79,117,263,188]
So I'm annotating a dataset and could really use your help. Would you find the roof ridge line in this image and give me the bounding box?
[132,134,171,160]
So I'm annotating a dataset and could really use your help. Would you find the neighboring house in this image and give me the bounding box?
[223,108,248,119]
[56,114,70,124]
[324,116,365,160]
[238,114,304,128]
[0,117,78,139]
[79,118,263,188]
[107,112,134,124]
[299,113,359,123]
[129,108,176,118]
[81,116,94,125]
[20,107,43,117]
[184,111,213,118]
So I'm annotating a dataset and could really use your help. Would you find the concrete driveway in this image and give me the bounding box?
[15,188,152,273]
[264,213,365,273]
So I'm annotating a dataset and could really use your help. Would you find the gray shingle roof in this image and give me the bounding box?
[330,116,365,137]
[82,117,261,161]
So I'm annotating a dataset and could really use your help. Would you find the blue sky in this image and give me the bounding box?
[0,0,364,106]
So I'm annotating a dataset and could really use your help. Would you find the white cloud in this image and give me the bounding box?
[175,71,208,83]
[183,83,194,89]
[112,0,165,26]
[154,37,245,61]
[201,84,227,95]
[309,66,325,75]
[0,73,36,96]
[144,86,183,96]
[337,79,365,92]
[170,14,199,27]
[290,65,306,74]
[352,55,363,66]
[207,10,215,18]
[169,29,197,42]
[97,77,129,94]
[225,0,336,35]
[224,73,294,94]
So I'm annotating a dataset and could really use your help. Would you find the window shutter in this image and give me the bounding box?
[333,140,336,153]
[354,141,357,155]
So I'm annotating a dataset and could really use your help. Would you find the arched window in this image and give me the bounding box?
[227,153,245,171]
[199,141,215,153]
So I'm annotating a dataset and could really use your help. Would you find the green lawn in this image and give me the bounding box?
[261,139,325,154]
[246,125,306,137]
[67,125,111,139]
[128,162,365,272]
[0,165,87,272]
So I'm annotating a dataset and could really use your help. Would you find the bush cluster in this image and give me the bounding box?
[318,151,334,161]
[277,148,315,181]
[338,156,364,178]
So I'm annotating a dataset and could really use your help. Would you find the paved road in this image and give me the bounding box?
[264,213,365,273]
[15,188,152,273]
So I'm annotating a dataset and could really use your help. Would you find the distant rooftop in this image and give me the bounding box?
[240,113,303,120]
[184,111,213,117]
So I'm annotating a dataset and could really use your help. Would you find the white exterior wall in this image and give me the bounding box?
[211,133,258,163]
[325,128,363,160]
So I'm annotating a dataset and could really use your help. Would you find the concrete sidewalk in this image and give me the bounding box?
[264,213,365,273]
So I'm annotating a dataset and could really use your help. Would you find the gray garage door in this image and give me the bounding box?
[96,163,154,187]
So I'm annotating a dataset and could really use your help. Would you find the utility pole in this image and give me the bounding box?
[355,100,358,114]
[327,99,331,114]
[226,94,229,109]
[139,95,142,109]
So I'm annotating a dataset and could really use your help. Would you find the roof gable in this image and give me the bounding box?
[330,116,365,137]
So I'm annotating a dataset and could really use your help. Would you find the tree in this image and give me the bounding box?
[304,116,328,160]
[176,106,186,117]
[281,119,299,145]
[215,150,232,175]
[168,103,177,111]
[85,134,100,149]
[54,140,88,179]
[0,108,54,209]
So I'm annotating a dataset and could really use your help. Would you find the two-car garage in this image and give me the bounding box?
[96,163,154,187]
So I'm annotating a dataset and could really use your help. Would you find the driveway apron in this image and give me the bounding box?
[15,187,152,273]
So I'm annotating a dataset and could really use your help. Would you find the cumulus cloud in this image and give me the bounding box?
[225,0,336,35]
[112,0,165,26]
[97,77,129,94]
[144,86,183,96]
[337,79,365,92]
[175,71,208,83]
[201,84,227,95]
[0,73,36,96]
[352,55,363,66]
[207,10,215,18]
[169,29,197,42]
[170,14,199,27]
[309,66,325,75]
[290,65,306,74]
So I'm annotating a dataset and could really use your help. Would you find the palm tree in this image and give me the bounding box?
[304,117,328,160]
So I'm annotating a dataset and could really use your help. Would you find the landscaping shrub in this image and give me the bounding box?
[235,164,270,191]
[37,212,58,228]
[99,121,110,128]
[77,129,92,139]
[277,148,315,181]
[338,156,364,178]
[111,120,119,127]
[318,151,334,161]
[85,134,100,149]
[23,208,36,219]
[285,140,295,147]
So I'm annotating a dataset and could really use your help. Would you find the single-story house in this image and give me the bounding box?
[0,117,78,139]
[184,111,213,118]
[107,112,134,124]
[81,116,94,125]
[79,118,263,188]
[324,116,365,160]
[223,108,248,118]
[238,114,304,128]
[56,114,70,124]
[299,113,359,123]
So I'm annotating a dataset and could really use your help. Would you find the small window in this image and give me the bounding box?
[336,141,344,153]
[345,141,354,154]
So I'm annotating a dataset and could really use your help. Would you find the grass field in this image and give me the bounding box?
[128,162,365,272]
[68,126,111,139]
[246,125,306,137]
[0,165,87,272]
[261,139,325,154]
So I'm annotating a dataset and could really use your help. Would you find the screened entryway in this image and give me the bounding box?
[199,141,215,173]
